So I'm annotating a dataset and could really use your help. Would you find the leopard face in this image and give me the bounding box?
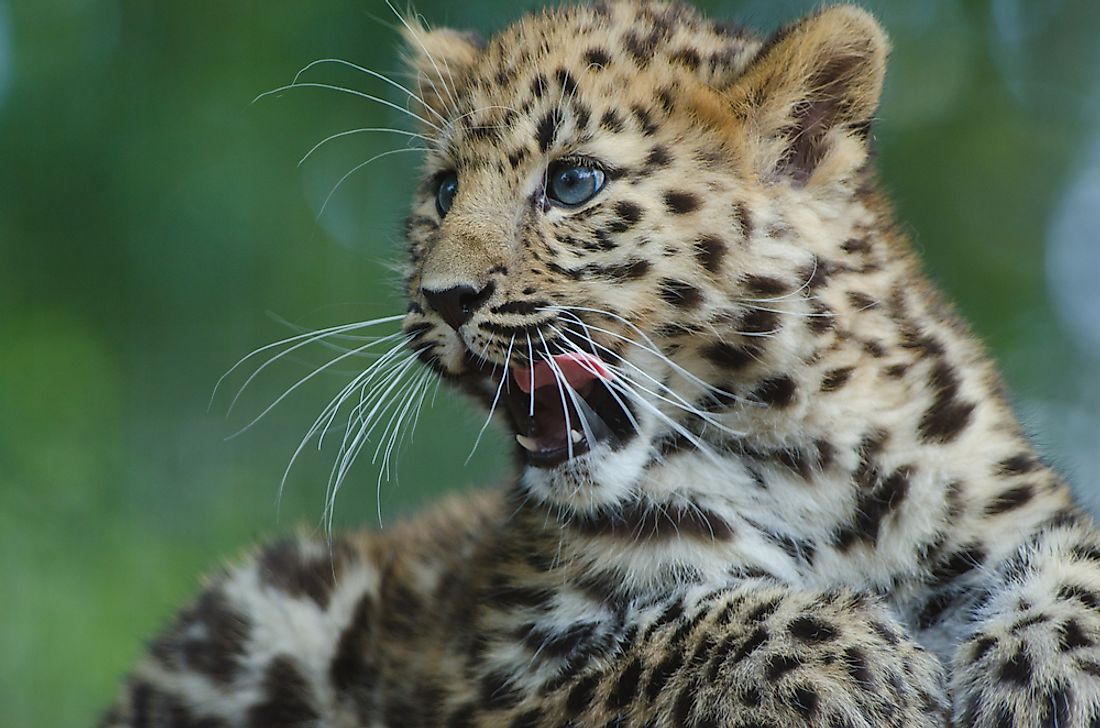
[399,1,888,512]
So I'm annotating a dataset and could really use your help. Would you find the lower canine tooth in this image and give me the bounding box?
[516,434,539,452]
[570,429,583,444]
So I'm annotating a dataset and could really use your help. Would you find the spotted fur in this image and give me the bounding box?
[103,2,1100,726]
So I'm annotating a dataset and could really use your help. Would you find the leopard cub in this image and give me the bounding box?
[103,2,1100,726]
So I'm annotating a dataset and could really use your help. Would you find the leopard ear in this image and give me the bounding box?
[725,5,888,187]
[401,21,483,125]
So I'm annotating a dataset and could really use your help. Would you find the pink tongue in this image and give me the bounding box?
[512,353,613,394]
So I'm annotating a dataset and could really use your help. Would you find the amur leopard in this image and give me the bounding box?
[102,2,1100,726]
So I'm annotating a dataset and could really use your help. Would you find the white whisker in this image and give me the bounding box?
[387,1,461,116]
[291,57,449,125]
[467,336,515,464]
[318,147,424,219]
[537,330,573,461]
[211,314,404,410]
[299,127,431,167]
[254,81,441,132]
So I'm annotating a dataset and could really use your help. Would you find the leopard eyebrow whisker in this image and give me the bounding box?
[319,147,425,219]
[386,0,462,117]
[298,127,433,167]
[254,81,442,133]
[291,57,450,126]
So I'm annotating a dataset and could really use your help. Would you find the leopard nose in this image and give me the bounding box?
[422,282,494,331]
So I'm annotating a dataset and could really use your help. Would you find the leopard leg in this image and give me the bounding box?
[952,513,1100,727]
[483,581,950,728]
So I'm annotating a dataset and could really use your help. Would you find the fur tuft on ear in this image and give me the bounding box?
[726,5,888,187]
[401,21,483,126]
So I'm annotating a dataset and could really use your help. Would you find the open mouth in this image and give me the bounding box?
[500,352,634,468]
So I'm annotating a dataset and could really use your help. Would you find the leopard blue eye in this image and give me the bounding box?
[547,164,606,207]
[436,173,458,217]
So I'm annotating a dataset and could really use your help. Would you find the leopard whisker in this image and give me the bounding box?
[298,127,431,167]
[212,314,405,411]
[543,339,598,449]
[228,331,411,440]
[278,338,415,515]
[319,147,425,219]
[227,328,406,418]
[537,330,575,461]
[254,81,441,132]
[542,327,725,464]
[467,335,516,465]
[387,1,461,117]
[548,306,742,402]
[290,57,449,127]
[547,325,744,439]
[374,365,435,493]
[545,332,642,437]
[326,349,426,531]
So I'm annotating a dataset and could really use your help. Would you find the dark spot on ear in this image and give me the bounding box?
[778,53,871,185]
[694,235,727,273]
[664,191,700,214]
[584,48,611,67]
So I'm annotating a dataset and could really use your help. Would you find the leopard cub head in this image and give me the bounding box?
[399,1,888,509]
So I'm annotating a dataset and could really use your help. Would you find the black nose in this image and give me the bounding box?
[422,282,494,331]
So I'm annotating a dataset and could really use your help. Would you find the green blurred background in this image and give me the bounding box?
[2,0,1099,723]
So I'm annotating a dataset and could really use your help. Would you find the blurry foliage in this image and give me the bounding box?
[0,0,1098,723]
